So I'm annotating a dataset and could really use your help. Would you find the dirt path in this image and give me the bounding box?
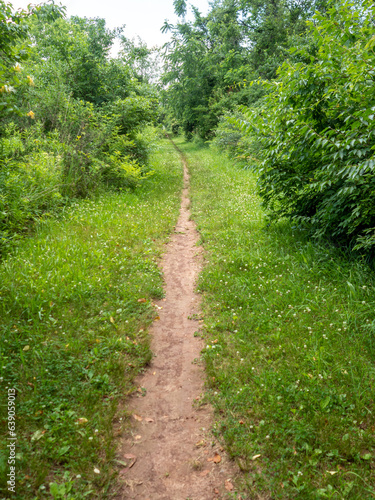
[114,151,238,499]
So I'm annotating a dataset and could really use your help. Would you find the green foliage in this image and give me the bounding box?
[0,139,182,498]
[183,138,375,499]
[0,1,65,121]
[0,1,32,117]
[100,152,152,191]
[162,0,320,139]
[232,0,375,254]
[110,95,158,135]
[0,4,160,253]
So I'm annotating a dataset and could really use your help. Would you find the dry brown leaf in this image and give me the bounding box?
[214,488,219,494]
[200,469,210,477]
[208,454,221,463]
[154,316,160,321]
[133,414,142,422]
[225,480,234,491]
[138,298,147,303]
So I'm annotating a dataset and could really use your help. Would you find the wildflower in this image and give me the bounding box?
[27,75,34,86]
[13,63,22,72]
[27,110,35,119]
[94,468,100,474]
[0,85,15,93]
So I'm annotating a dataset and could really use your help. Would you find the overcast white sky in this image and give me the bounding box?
[10,0,211,49]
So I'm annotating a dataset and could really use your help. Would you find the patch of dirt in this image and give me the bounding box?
[114,153,240,499]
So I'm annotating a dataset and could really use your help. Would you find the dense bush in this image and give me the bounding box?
[0,2,159,255]
[231,0,375,254]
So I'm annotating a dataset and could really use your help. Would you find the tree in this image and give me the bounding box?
[232,0,375,253]
[162,0,319,139]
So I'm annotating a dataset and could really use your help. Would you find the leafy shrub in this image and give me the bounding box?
[100,153,149,190]
[106,130,154,167]
[232,0,375,254]
[212,112,244,154]
[171,121,180,136]
[110,95,157,135]
[0,151,63,253]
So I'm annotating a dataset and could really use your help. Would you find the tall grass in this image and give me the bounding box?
[182,138,375,499]
[0,139,182,499]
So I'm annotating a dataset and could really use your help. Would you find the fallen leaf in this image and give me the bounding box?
[214,488,219,494]
[94,468,100,474]
[134,435,142,440]
[252,454,261,460]
[122,454,137,469]
[110,317,115,324]
[114,459,129,467]
[23,345,30,351]
[31,430,45,442]
[327,471,339,475]
[208,454,221,463]
[154,316,160,321]
[138,298,147,303]
[76,418,88,425]
[195,440,206,448]
[239,420,244,425]
[225,480,234,491]
[200,469,210,477]
[144,417,154,423]
[133,414,142,422]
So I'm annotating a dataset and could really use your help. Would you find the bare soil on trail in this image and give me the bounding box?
[114,152,239,499]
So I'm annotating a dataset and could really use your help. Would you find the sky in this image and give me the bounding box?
[10,0,212,49]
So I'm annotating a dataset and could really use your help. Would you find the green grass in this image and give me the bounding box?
[0,139,182,499]
[180,138,375,500]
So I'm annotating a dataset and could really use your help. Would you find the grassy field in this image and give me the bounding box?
[180,138,375,500]
[0,139,182,499]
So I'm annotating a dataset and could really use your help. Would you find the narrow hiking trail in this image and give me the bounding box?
[114,150,239,499]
